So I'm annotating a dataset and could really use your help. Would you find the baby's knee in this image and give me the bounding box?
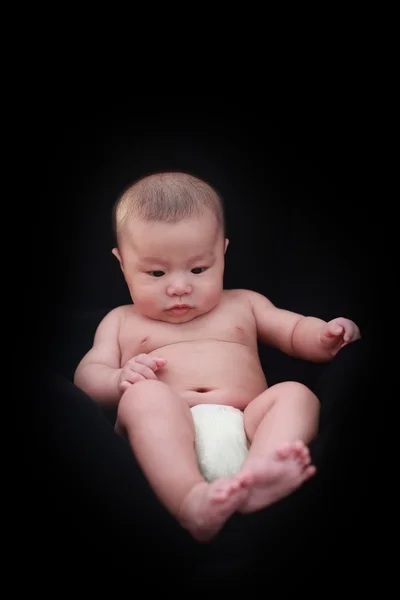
[118,379,168,412]
[126,378,167,396]
[278,381,320,410]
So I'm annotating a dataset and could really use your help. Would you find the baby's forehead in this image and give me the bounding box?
[121,217,222,260]
[138,248,215,262]
[125,214,221,240]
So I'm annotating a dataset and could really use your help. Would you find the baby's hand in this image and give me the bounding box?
[319,317,361,357]
[118,354,167,392]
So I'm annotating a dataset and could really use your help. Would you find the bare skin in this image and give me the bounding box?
[238,442,316,513]
[179,442,316,541]
[115,376,320,540]
[179,444,315,540]
[179,478,249,542]
[74,176,361,541]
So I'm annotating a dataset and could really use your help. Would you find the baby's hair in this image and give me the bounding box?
[112,171,225,245]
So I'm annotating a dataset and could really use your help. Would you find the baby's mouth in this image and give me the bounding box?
[167,305,191,315]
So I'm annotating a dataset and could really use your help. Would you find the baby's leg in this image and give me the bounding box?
[237,381,319,513]
[116,380,248,541]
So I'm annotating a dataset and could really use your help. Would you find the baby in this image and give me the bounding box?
[74,171,361,542]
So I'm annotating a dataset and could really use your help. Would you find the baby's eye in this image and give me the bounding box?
[191,267,207,274]
[148,271,165,277]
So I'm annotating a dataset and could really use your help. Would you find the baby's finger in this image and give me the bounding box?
[135,354,165,372]
[343,330,352,343]
[120,380,132,392]
[344,325,361,343]
[131,362,158,379]
[152,357,167,369]
[119,372,145,392]
[320,324,343,348]
[327,323,344,337]
[123,371,146,385]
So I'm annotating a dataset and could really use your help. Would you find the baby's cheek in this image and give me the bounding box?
[135,295,160,315]
[204,286,223,307]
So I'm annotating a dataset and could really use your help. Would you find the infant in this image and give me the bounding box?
[74,171,360,542]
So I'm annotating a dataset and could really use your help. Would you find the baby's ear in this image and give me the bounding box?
[112,247,124,271]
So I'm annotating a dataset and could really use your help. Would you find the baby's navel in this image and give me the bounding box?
[140,337,148,345]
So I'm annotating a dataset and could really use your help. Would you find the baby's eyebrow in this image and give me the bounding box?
[186,252,214,263]
[140,252,213,264]
[140,256,165,263]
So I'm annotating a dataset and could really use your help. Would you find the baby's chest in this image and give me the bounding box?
[120,309,256,356]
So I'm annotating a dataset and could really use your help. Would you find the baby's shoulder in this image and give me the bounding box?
[222,288,254,308]
[100,304,139,327]
[222,288,274,312]
[114,304,143,321]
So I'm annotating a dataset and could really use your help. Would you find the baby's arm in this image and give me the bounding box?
[246,290,360,362]
[74,307,167,407]
[73,307,125,408]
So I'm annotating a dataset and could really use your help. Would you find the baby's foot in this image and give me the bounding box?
[237,440,316,514]
[179,476,249,542]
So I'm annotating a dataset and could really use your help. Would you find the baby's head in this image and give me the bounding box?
[112,172,229,323]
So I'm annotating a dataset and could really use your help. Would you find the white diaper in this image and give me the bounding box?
[190,404,249,482]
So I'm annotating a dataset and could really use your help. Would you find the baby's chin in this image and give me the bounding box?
[147,307,211,324]
[160,308,201,324]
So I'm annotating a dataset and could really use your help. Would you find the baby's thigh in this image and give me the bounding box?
[118,380,195,429]
[243,382,319,439]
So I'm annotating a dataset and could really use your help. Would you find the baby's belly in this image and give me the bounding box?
[148,340,268,409]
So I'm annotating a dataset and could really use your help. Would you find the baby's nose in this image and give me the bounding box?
[167,280,192,296]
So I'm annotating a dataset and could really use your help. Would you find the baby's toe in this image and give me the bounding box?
[304,465,317,479]
[276,443,292,459]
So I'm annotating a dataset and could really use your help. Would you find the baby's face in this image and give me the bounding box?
[113,212,228,323]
